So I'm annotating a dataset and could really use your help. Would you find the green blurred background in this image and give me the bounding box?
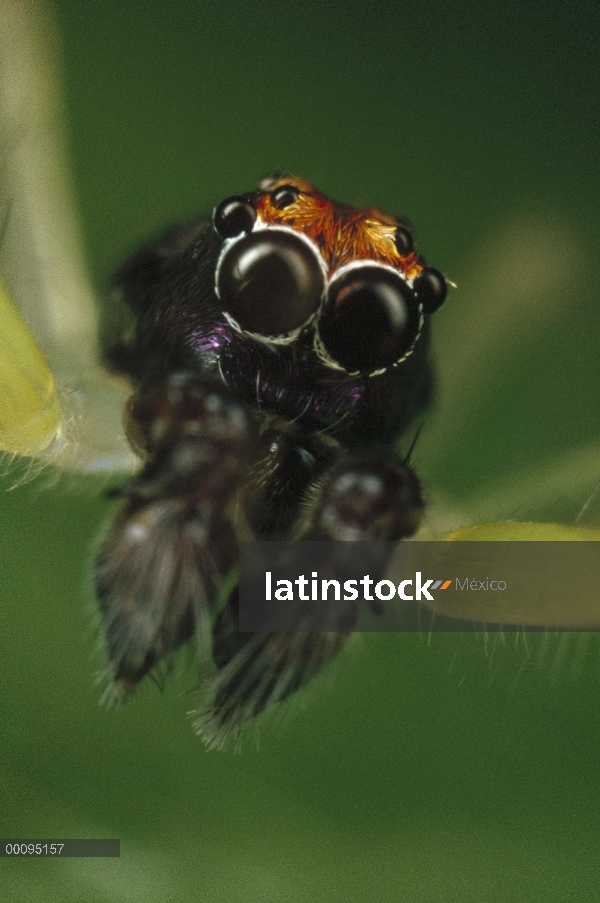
[2,0,600,900]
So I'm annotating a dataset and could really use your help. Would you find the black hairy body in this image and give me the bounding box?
[95,175,447,747]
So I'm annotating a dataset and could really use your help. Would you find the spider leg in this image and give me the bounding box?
[196,449,424,748]
[94,370,256,702]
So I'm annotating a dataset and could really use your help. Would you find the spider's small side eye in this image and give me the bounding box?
[317,267,421,373]
[394,225,414,256]
[213,196,257,239]
[271,184,300,209]
[413,267,447,314]
[216,230,325,337]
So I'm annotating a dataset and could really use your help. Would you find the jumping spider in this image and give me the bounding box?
[95,174,447,748]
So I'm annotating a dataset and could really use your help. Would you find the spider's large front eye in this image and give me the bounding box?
[216,230,325,337]
[317,267,421,373]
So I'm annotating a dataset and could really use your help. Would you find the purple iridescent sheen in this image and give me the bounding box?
[189,321,234,354]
